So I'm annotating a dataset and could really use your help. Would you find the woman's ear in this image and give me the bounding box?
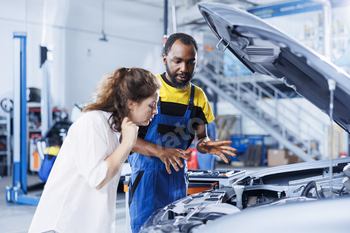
[127,99,137,111]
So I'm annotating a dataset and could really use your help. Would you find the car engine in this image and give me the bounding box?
[140,158,350,233]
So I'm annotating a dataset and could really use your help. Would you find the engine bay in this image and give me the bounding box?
[140,159,350,233]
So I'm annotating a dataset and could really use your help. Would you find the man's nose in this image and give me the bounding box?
[180,62,188,73]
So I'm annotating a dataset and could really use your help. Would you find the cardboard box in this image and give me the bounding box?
[267,149,302,167]
[287,151,302,164]
[267,149,287,167]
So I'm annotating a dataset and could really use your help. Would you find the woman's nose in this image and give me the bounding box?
[153,106,158,115]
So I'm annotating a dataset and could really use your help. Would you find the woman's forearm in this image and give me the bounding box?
[96,140,133,189]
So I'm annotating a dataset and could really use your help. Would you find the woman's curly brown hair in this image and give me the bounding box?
[83,67,161,132]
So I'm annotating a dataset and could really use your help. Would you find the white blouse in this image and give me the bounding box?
[29,111,122,233]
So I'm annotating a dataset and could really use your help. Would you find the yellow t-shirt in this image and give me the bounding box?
[138,73,214,149]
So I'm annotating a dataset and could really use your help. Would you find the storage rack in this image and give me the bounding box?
[0,114,11,177]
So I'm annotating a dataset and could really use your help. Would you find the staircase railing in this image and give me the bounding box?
[196,50,329,160]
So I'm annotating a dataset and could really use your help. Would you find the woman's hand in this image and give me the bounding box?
[121,117,139,149]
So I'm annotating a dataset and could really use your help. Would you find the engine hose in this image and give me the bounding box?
[339,186,345,196]
[301,181,325,198]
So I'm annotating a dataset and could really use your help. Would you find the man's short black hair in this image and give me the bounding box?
[164,33,198,56]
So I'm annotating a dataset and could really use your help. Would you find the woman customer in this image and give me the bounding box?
[29,67,161,233]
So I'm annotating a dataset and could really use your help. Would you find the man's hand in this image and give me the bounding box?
[132,138,192,174]
[197,139,236,163]
[158,148,191,174]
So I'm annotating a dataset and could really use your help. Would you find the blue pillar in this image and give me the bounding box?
[6,33,38,205]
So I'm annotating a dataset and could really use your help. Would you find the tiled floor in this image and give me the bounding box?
[0,175,128,233]
[0,164,264,233]
[1,175,39,233]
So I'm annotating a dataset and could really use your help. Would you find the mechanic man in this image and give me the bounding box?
[128,32,237,233]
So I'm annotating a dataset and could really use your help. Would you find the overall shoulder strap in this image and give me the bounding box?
[187,84,195,111]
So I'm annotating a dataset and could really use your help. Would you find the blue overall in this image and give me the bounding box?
[128,85,195,233]
[197,121,217,170]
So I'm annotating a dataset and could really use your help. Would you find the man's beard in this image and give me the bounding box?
[166,63,193,90]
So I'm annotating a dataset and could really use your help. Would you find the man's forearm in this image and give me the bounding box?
[132,137,164,157]
[132,137,192,174]
[196,136,210,154]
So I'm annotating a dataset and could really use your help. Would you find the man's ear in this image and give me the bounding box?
[162,54,167,65]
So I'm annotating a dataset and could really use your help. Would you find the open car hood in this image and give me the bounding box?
[198,2,350,133]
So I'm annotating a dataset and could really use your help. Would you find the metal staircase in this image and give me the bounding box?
[195,50,329,162]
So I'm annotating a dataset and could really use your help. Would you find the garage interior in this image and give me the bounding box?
[1,0,350,232]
